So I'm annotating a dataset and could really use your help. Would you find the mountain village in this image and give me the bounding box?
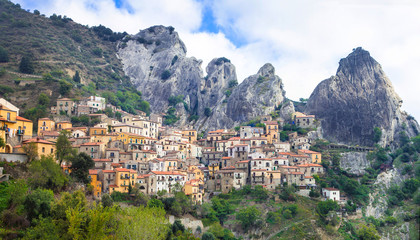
[0,96,342,205]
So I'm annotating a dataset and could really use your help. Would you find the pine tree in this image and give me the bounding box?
[0,46,9,62]
[73,70,81,83]
[19,55,34,74]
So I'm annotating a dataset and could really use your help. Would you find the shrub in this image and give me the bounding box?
[228,79,238,88]
[161,70,171,80]
[92,47,103,57]
[373,127,382,143]
[0,46,9,62]
[171,55,178,65]
[19,55,35,74]
[204,107,212,117]
[214,57,230,65]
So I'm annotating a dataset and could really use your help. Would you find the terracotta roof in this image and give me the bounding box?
[93,159,111,162]
[263,121,278,125]
[114,168,130,172]
[137,174,151,178]
[109,185,118,188]
[297,163,323,167]
[106,148,120,151]
[299,150,320,154]
[81,142,103,146]
[236,160,250,163]
[16,116,32,122]
[288,172,304,175]
[89,169,98,175]
[103,170,115,173]
[323,187,339,191]
[150,171,184,175]
[304,176,314,179]
[23,138,55,145]
[39,118,53,120]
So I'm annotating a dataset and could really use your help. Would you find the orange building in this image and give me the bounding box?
[38,118,55,134]
[183,179,204,204]
[89,169,102,198]
[15,137,56,159]
[109,168,137,194]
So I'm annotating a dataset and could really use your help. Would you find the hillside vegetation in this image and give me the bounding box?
[0,0,149,118]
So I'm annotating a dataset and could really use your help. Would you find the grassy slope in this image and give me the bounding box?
[0,0,132,110]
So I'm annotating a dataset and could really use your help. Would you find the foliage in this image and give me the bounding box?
[92,47,102,57]
[51,190,87,220]
[236,206,261,231]
[59,80,72,96]
[164,107,179,125]
[0,45,9,62]
[56,130,73,164]
[202,232,215,240]
[204,107,212,117]
[0,84,14,95]
[23,217,60,240]
[316,199,339,219]
[69,152,94,184]
[279,185,297,201]
[214,57,230,65]
[210,197,232,224]
[309,189,320,198]
[228,79,238,88]
[38,93,50,106]
[19,55,34,74]
[161,70,171,80]
[110,191,128,202]
[0,136,5,148]
[22,142,38,162]
[73,70,81,83]
[357,224,380,240]
[148,198,164,209]
[168,94,184,106]
[91,24,127,42]
[28,155,68,192]
[171,55,178,65]
[373,127,382,143]
[24,188,54,222]
[116,206,169,240]
[101,194,114,208]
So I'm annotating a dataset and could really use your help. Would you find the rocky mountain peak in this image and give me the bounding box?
[306,47,418,147]
[257,63,275,77]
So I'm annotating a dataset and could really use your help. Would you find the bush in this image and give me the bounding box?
[161,70,171,80]
[92,47,103,57]
[0,46,9,62]
[236,206,260,232]
[204,107,212,117]
[171,55,178,65]
[228,79,238,88]
[19,55,35,74]
[24,188,54,222]
[373,127,382,143]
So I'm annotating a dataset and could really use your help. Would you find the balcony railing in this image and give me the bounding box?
[120,176,130,179]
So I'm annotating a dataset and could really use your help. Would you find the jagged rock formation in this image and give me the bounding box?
[339,152,370,176]
[197,63,290,130]
[118,26,290,130]
[306,47,419,147]
[117,26,203,115]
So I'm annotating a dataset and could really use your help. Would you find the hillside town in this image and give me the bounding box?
[0,96,340,205]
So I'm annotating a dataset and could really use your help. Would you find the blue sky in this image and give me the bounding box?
[12,0,420,120]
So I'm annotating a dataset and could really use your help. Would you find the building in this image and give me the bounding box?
[15,138,56,159]
[0,104,33,146]
[322,188,340,201]
[89,169,102,198]
[56,98,75,115]
[38,118,55,133]
[183,179,204,204]
[109,168,137,194]
[56,121,72,131]
[298,149,322,164]
[295,114,316,128]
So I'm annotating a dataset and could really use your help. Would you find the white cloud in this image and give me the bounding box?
[13,0,420,120]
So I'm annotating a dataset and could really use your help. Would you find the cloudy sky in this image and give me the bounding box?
[13,0,420,120]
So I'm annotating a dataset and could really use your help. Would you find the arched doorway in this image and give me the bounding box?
[5,144,12,153]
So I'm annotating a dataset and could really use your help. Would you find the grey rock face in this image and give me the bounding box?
[117,26,202,114]
[198,63,287,130]
[118,26,289,131]
[306,47,419,147]
[339,152,370,176]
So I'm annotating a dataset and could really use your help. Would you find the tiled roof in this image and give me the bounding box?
[16,116,32,122]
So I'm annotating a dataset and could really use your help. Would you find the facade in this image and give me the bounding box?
[57,98,75,115]
[322,188,340,201]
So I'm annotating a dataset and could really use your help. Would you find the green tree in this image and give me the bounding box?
[116,206,169,240]
[23,217,60,240]
[148,198,164,209]
[38,93,50,106]
[236,206,261,231]
[19,55,35,74]
[0,45,9,62]
[161,70,171,80]
[59,80,72,96]
[24,188,54,222]
[202,232,215,240]
[204,107,212,117]
[373,127,382,143]
[28,155,68,191]
[101,194,114,208]
[316,199,339,219]
[69,152,94,184]
[51,190,87,220]
[73,70,81,83]
[357,224,380,240]
[56,130,73,164]
[0,136,5,148]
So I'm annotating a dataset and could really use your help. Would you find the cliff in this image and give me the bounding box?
[306,47,419,147]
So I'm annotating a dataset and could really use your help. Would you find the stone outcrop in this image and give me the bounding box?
[306,47,419,147]
[339,152,370,176]
[117,26,202,114]
[196,63,290,130]
[118,26,290,131]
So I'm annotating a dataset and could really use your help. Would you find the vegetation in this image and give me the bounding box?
[19,55,35,74]
[69,152,94,184]
[161,70,171,80]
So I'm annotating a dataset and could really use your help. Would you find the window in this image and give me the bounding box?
[51,149,54,153]
[42,147,45,153]
[7,113,10,120]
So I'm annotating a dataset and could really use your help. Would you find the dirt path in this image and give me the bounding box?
[6,70,42,78]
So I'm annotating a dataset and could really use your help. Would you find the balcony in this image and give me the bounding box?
[17,130,25,135]
[120,176,130,179]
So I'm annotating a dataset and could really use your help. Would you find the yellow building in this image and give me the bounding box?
[298,150,322,164]
[182,129,197,143]
[89,169,102,198]
[56,121,72,131]
[0,105,33,142]
[188,165,204,180]
[183,179,204,204]
[38,118,55,134]
[117,132,146,145]
[89,127,107,136]
[263,121,279,144]
[15,138,56,159]
[208,163,219,179]
[109,168,137,194]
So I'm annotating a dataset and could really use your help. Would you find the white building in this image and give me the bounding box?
[322,188,340,201]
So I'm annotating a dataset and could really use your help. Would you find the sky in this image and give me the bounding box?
[13,0,420,120]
